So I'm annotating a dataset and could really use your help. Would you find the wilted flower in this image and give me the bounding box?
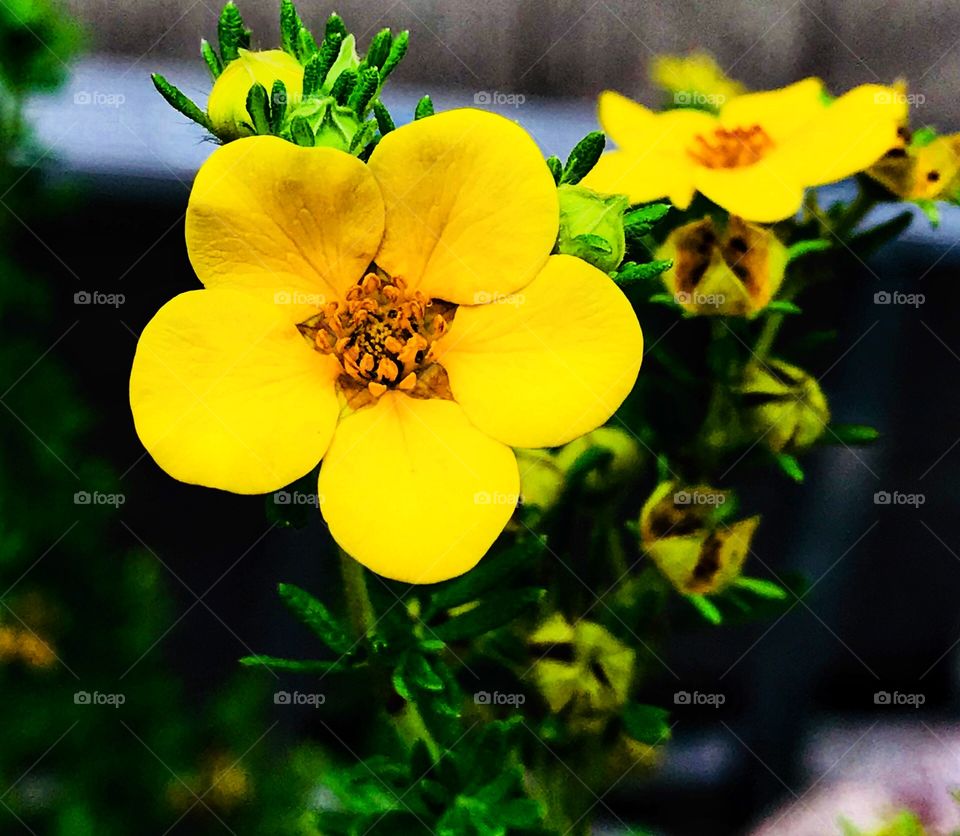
[658,215,787,316]
[582,79,906,222]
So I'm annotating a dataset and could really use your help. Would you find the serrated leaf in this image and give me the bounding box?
[774,452,804,483]
[217,2,249,64]
[414,94,434,120]
[151,74,212,131]
[431,588,544,642]
[245,82,271,134]
[561,131,605,185]
[238,654,346,673]
[622,703,672,745]
[200,38,222,79]
[380,30,409,81]
[614,259,673,285]
[828,423,880,445]
[278,582,355,654]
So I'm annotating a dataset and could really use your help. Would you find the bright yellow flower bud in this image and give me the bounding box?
[639,481,758,595]
[658,216,787,317]
[207,49,304,140]
[738,359,830,453]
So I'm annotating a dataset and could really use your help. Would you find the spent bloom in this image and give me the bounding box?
[582,79,907,222]
[129,109,644,583]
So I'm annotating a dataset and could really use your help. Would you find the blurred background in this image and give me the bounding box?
[2,0,959,834]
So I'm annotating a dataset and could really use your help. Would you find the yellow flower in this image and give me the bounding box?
[207,49,304,139]
[129,109,644,584]
[869,132,960,202]
[658,215,787,316]
[582,80,907,222]
[650,51,746,110]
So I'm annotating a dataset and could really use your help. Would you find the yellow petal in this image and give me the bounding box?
[718,78,827,143]
[597,90,716,153]
[439,254,643,448]
[772,84,908,185]
[367,109,558,305]
[130,289,340,494]
[207,49,305,139]
[186,137,384,322]
[318,392,518,583]
[693,161,806,222]
[581,150,697,209]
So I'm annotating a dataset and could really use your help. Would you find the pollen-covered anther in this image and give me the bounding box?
[688,124,775,169]
[299,272,455,398]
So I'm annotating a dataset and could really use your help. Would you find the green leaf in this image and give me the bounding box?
[290,116,316,146]
[279,0,303,56]
[278,582,355,654]
[764,300,802,314]
[305,32,343,96]
[348,66,381,115]
[912,126,938,148]
[349,120,379,155]
[916,198,941,228]
[733,577,788,600]
[150,74,213,131]
[405,653,444,692]
[561,131,605,185]
[572,232,613,255]
[414,95,434,120]
[546,155,562,184]
[849,210,914,258]
[325,12,348,42]
[774,452,804,483]
[614,259,672,285]
[297,27,319,61]
[687,594,723,625]
[329,68,357,105]
[431,588,544,642]
[238,654,346,673]
[623,203,670,237]
[786,238,832,262]
[380,30,409,81]
[245,82,271,134]
[200,38,222,79]
[365,28,393,70]
[217,1,250,64]
[269,80,287,133]
[622,703,672,745]
[828,423,880,445]
[392,667,413,701]
[373,100,395,135]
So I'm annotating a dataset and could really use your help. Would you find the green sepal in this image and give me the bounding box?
[622,703,672,745]
[827,423,880,445]
[245,82,271,134]
[380,30,409,81]
[278,582,355,655]
[289,116,315,146]
[774,451,804,483]
[613,259,673,285]
[414,95,434,120]
[560,131,605,185]
[151,73,212,131]
[238,655,348,673]
[217,1,250,64]
[269,80,287,133]
[373,100,395,135]
[364,28,393,70]
[546,155,562,184]
[200,38,222,79]
[430,588,544,642]
[329,68,357,105]
[347,66,381,115]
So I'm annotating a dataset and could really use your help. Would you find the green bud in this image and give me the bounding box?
[554,426,643,492]
[515,449,565,512]
[321,34,361,96]
[556,184,629,272]
[284,97,361,152]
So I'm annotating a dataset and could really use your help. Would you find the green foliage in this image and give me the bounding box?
[560,131,606,185]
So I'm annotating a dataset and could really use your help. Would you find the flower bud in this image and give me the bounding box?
[657,216,787,317]
[207,49,304,140]
[515,448,565,512]
[639,481,759,595]
[284,97,362,151]
[554,426,644,492]
[556,185,629,272]
[738,359,830,453]
[529,613,636,728]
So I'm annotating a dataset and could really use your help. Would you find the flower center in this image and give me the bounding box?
[298,272,454,403]
[687,125,774,169]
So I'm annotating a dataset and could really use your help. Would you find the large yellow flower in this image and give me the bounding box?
[582,80,908,222]
[129,109,644,584]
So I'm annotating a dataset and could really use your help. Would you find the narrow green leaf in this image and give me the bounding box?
[278,582,355,654]
[764,300,802,314]
[239,654,346,673]
[329,68,358,105]
[827,423,880,445]
[622,703,672,745]
[373,100,395,135]
[348,66,381,114]
[561,131,606,185]
[380,30,409,81]
[431,588,544,642]
[306,32,343,96]
[733,577,788,600]
[414,94,434,120]
[269,80,287,133]
[290,116,316,146]
[297,27,319,61]
[151,73,212,131]
[614,259,673,285]
[200,38,222,79]
[392,668,413,701]
[405,653,444,692]
[217,1,249,63]
[325,12,348,42]
[279,0,302,56]
[774,452,804,483]
[786,238,832,262]
[849,210,914,258]
[546,155,562,184]
[348,120,378,155]
[365,28,393,70]
[687,594,723,625]
[623,203,670,236]
[245,82,271,134]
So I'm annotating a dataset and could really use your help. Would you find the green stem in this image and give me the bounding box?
[831,182,876,240]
